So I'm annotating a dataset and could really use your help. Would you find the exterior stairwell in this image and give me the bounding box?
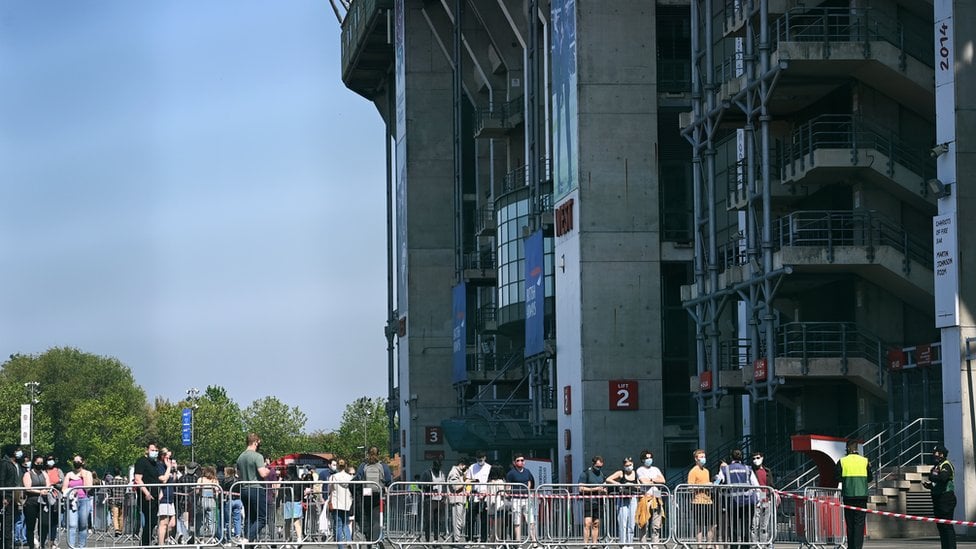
[867,465,935,538]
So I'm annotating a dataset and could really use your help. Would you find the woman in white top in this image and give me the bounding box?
[329,459,354,549]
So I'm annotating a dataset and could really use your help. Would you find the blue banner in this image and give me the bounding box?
[181,408,192,446]
[452,282,467,383]
[525,230,545,357]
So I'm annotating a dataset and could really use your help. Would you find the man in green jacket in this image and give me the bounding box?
[835,439,872,549]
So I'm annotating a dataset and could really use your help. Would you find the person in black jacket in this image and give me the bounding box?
[923,445,956,549]
[0,445,24,549]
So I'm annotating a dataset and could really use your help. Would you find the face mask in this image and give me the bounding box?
[330,464,337,472]
[33,462,42,470]
[753,457,763,466]
[478,458,486,465]
[592,467,601,475]
[697,457,707,466]
[643,459,653,467]
[73,461,83,469]
[46,461,54,468]
[148,451,159,460]
[14,451,23,460]
[624,465,634,473]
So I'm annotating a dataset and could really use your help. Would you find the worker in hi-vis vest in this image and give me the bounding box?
[834,439,873,549]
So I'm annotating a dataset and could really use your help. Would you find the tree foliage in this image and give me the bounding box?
[0,347,391,472]
[330,397,391,468]
[0,348,148,461]
[242,396,308,459]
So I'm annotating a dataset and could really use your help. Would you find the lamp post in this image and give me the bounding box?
[185,387,201,463]
[23,382,40,461]
[359,396,371,459]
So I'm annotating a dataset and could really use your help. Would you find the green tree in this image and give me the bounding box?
[331,397,390,468]
[150,386,246,467]
[242,396,307,460]
[0,348,148,466]
[64,394,143,470]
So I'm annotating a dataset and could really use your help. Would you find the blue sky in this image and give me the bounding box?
[0,1,389,432]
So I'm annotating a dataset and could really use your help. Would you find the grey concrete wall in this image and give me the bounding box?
[573,0,665,464]
[399,0,458,479]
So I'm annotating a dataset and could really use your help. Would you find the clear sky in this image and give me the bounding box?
[0,1,389,432]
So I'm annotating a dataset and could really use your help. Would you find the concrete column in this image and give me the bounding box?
[938,0,976,530]
[398,0,458,478]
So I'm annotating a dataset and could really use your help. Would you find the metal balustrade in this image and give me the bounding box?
[780,114,935,183]
[473,96,524,137]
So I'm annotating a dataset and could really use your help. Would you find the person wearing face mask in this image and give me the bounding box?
[22,457,49,549]
[41,456,62,549]
[749,451,774,547]
[635,450,665,546]
[13,449,28,549]
[577,455,607,549]
[464,450,491,543]
[419,459,446,542]
[605,457,641,549]
[923,445,956,549]
[61,456,93,548]
[134,442,164,546]
[687,449,715,548]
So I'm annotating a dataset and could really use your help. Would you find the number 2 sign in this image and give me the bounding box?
[609,380,638,410]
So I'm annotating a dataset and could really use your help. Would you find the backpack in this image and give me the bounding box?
[364,463,385,489]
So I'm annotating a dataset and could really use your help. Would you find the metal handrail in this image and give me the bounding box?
[473,96,524,136]
[772,209,933,267]
[340,0,394,74]
[463,250,497,271]
[774,7,933,68]
[781,114,936,183]
[477,203,496,233]
[502,157,552,193]
[778,321,886,364]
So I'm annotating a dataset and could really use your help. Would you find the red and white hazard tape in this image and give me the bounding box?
[775,490,976,527]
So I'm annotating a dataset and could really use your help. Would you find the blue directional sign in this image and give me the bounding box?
[181,408,192,446]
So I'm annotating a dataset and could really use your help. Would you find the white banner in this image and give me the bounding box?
[934,213,959,327]
[20,404,31,446]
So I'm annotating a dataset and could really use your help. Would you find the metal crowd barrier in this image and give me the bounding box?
[672,483,777,548]
[384,481,537,548]
[534,483,673,548]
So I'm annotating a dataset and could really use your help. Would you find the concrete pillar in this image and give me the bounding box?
[397,0,458,479]
[937,0,976,531]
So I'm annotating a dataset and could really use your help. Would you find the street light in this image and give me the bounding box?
[23,382,40,460]
[359,396,371,459]
[186,387,201,463]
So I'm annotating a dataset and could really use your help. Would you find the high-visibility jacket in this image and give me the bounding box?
[838,453,870,498]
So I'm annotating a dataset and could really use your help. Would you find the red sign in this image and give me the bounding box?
[564,454,574,484]
[917,344,933,367]
[555,199,575,236]
[700,371,713,392]
[609,380,638,410]
[753,358,768,381]
[423,450,445,461]
[425,426,443,445]
[563,385,572,415]
[888,348,906,371]
[564,429,572,450]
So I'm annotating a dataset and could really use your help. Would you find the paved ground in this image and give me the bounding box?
[861,539,976,547]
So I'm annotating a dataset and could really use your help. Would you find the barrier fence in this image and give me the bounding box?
[2,479,965,548]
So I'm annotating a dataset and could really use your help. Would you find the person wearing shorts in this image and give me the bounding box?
[578,456,607,549]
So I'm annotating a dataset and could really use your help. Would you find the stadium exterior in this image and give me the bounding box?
[338,0,976,523]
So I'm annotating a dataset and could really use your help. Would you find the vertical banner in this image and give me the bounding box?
[452,282,468,383]
[934,214,959,327]
[20,404,31,446]
[395,0,409,315]
[525,230,545,357]
[181,408,193,446]
[551,0,578,200]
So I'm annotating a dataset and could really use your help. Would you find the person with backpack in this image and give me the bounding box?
[354,447,391,548]
[713,449,758,549]
[577,455,607,549]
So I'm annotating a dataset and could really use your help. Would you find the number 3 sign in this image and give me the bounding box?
[425,426,443,444]
[609,380,638,410]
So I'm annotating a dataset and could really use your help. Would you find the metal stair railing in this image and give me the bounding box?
[778,418,943,490]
